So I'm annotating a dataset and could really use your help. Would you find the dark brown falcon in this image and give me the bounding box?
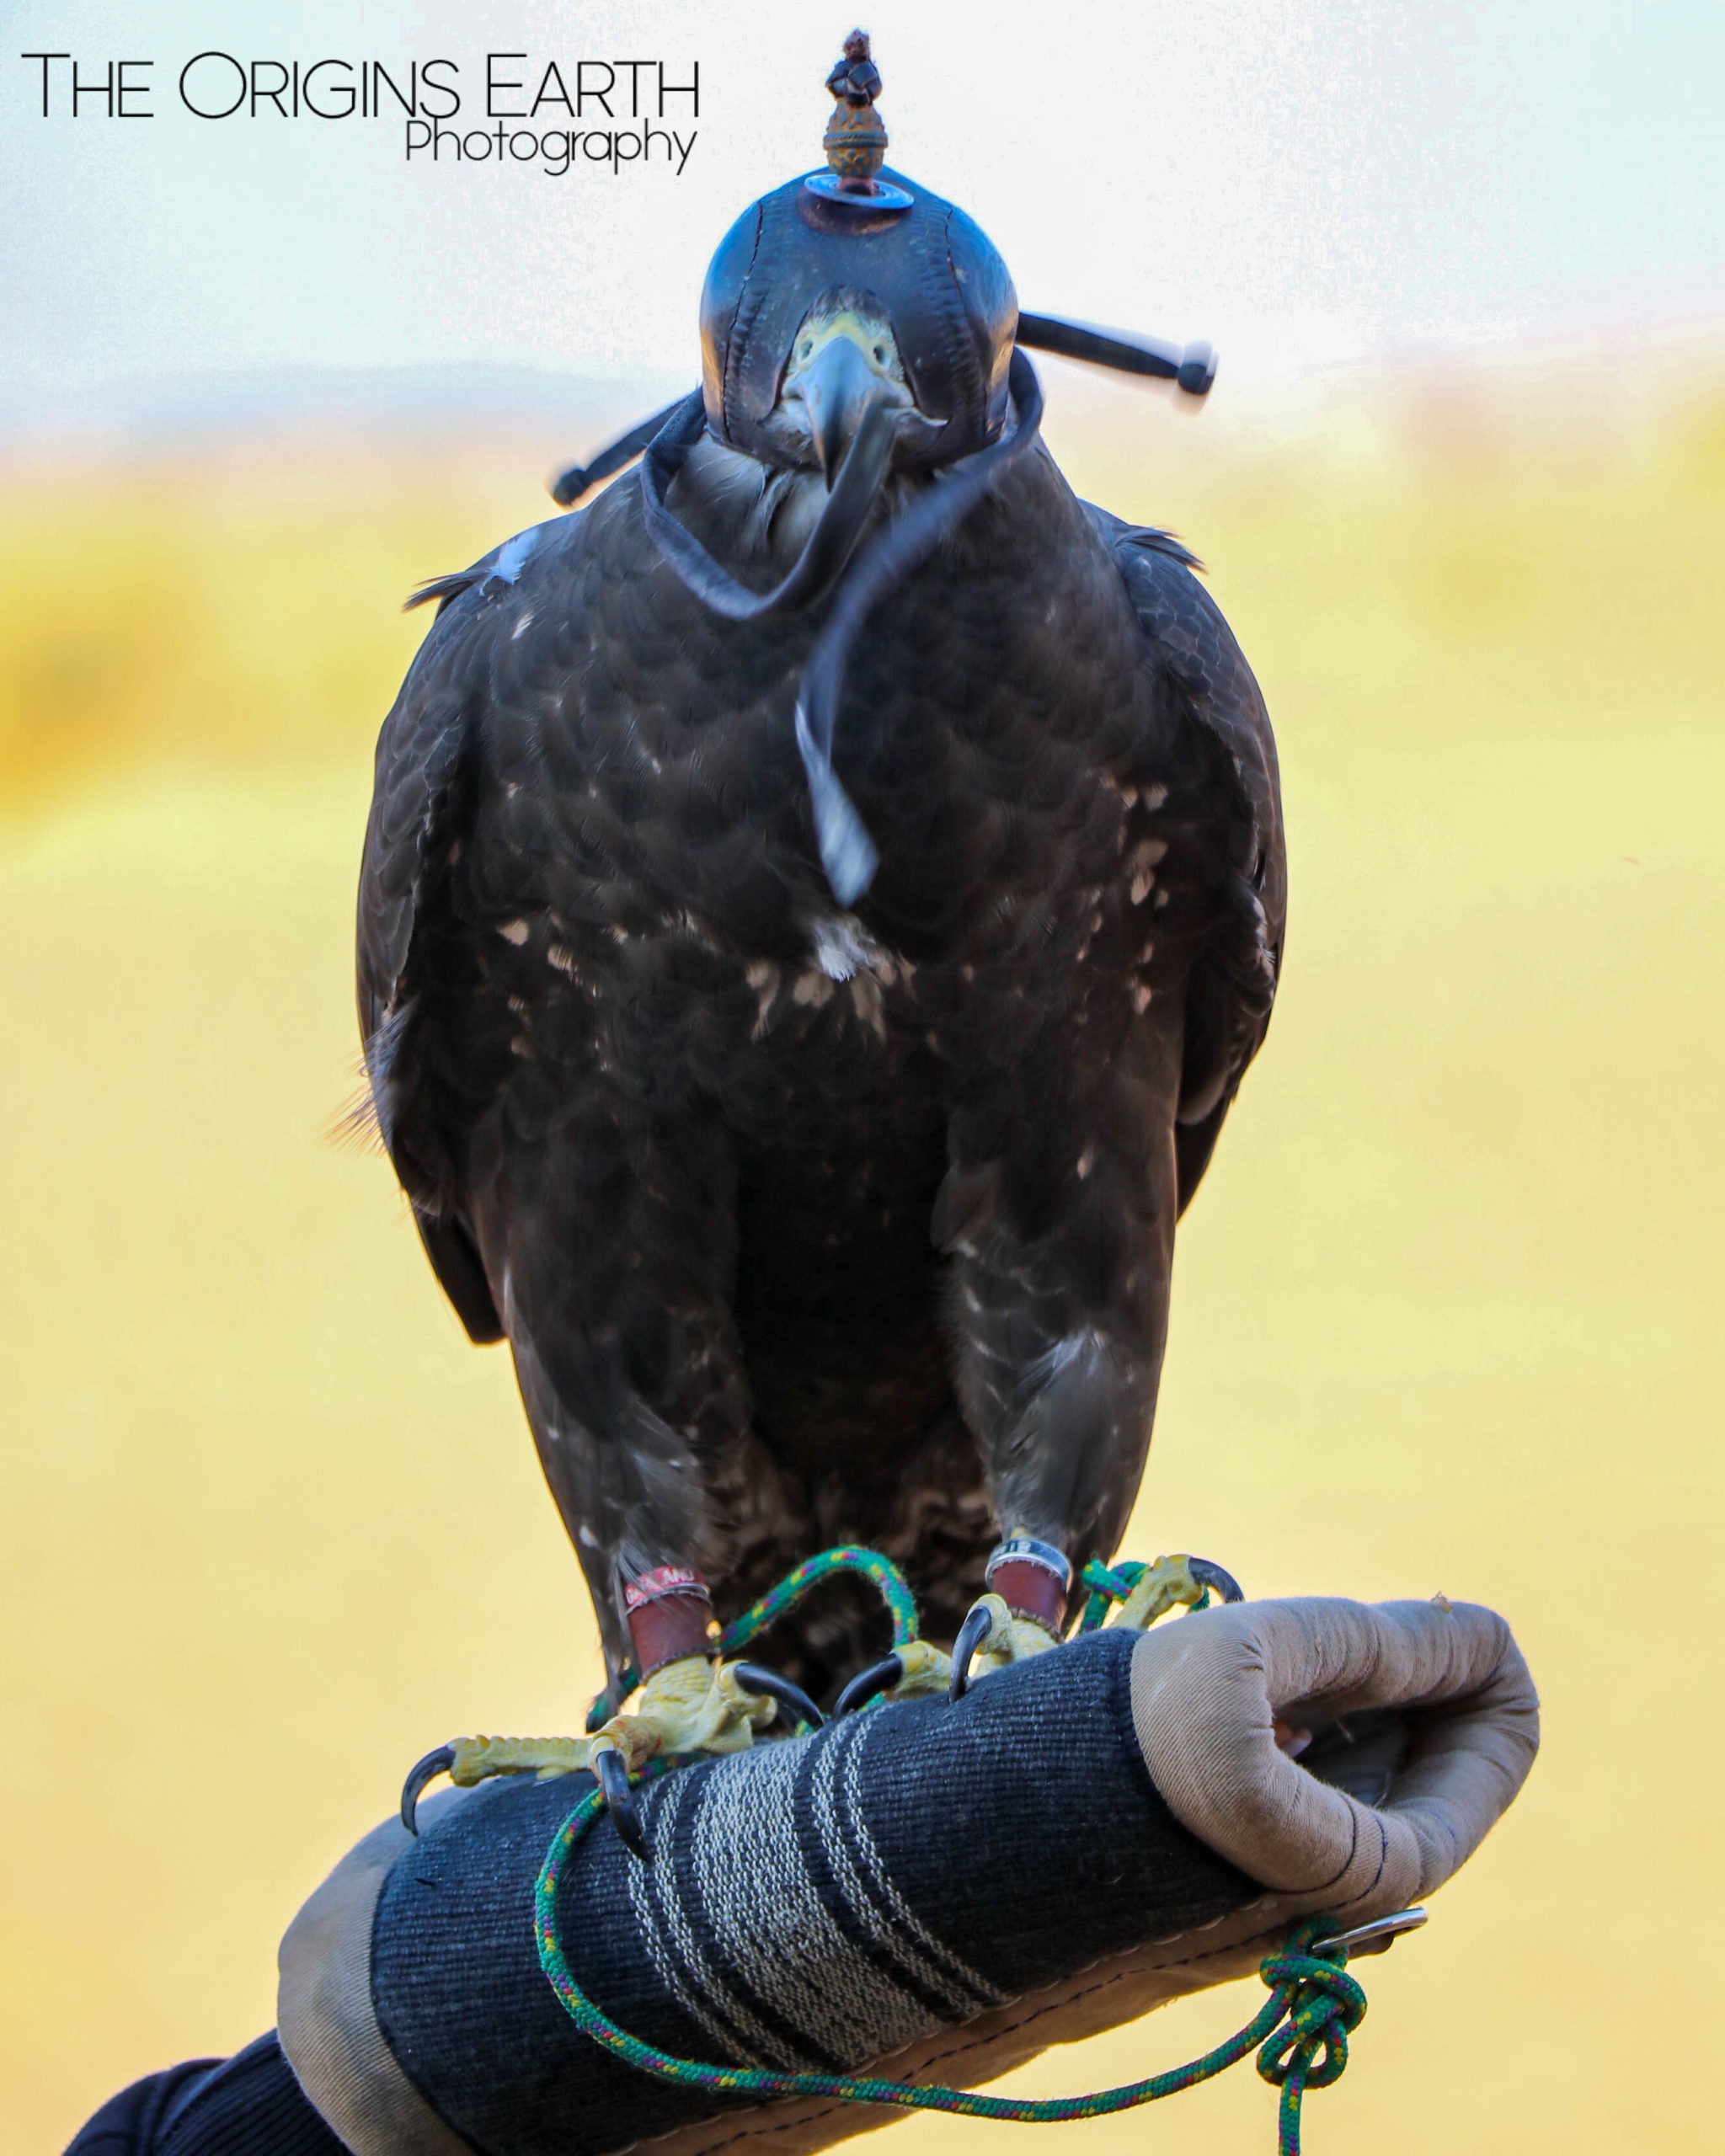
[362,37,1284,1819]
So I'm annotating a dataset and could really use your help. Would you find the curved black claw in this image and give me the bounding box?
[949,1603,996,1703]
[400,1744,457,1837]
[1189,1557,1245,1605]
[734,1661,826,1732]
[595,1744,649,1861]
[834,1653,905,1718]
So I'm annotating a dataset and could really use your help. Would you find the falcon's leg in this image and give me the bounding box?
[400,1108,814,1845]
[934,1043,1183,1693]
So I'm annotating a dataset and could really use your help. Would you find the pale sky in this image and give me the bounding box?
[1,0,1720,409]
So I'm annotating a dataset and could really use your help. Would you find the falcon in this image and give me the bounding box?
[362,37,1284,1840]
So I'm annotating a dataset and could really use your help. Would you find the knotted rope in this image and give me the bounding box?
[1256,1940,1369,2153]
[536,1785,1366,2155]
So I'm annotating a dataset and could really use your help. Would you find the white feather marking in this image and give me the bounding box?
[1129,839,1168,906]
[1023,1328,1104,1393]
[808,912,895,984]
[487,525,540,586]
[747,959,781,1037]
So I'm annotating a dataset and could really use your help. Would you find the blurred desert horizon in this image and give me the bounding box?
[3,335,1722,2152]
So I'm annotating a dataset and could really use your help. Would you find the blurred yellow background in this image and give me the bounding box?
[2,355,1721,2153]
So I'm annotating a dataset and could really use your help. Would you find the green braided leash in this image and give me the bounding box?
[535,1784,1367,2154]
[1073,1556,1214,1633]
[718,1543,921,1653]
[588,1545,922,1731]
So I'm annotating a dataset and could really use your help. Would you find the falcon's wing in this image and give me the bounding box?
[1094,509,1287,1213]
[355,519,567,1342]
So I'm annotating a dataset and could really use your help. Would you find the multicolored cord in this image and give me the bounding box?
[1073,1556,1213,1633]
[718,1543,922,1654]
[535,1782,1366,2154]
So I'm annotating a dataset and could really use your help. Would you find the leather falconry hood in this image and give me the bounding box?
[698,171,1018,470]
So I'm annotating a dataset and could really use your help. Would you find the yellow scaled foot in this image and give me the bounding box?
[480,1655,776,1780]
[401,1653,779,1835]
[885,1636,954,1701]
[884,1636,954,1697]
[967,1591,1061,1674]
[946,1590,1062,1700]
[446,1732,596,1785]
[1108,1555,1210,1631]
[602,1652,778,1770]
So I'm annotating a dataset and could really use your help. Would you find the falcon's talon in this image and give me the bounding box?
[949,1599,996,1700]
[594,1742,649,1860]
[400,1744,457,1836]
[880,1636,953,1698]
[732,1661,826,1731]
[836,1653,904,1716]
[1189,1556,1245,1605]
[836,1636,953,1716]
[449,1733,597,1785]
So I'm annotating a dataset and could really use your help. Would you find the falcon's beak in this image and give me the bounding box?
[786,329,916,487]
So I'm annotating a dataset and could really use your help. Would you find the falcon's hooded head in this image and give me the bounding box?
[556,30,1211,905]
[698,21,1017,489]
[697,169,1020,484]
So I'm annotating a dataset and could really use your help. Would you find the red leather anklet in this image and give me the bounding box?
[623,1566,716,1675]
[985,1536,1072,1634]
